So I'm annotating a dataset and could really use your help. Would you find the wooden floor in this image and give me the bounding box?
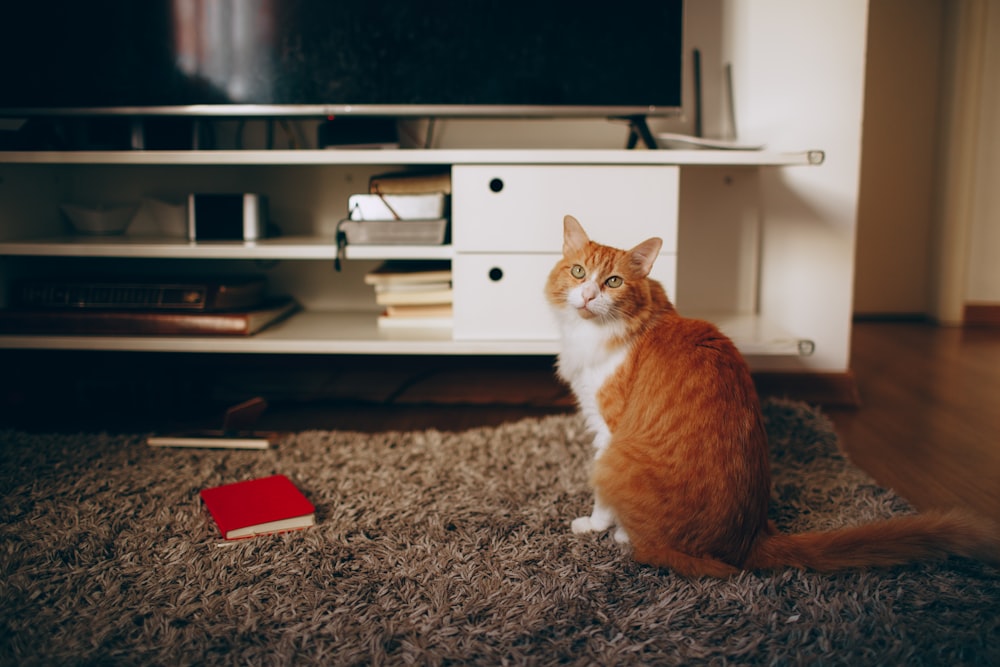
[825,321,1000,525]
[3,321,998,526]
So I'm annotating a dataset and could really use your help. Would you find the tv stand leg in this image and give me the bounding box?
[620,115,659,150]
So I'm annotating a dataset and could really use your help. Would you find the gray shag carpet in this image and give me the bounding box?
[1,399,997,666]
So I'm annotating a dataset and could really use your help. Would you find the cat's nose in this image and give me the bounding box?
[580,282,599,304]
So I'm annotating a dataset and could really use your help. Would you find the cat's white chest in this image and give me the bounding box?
[555,320,628,453]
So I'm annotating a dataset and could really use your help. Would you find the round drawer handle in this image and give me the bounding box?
[489,178,504,193]
[488,267,504,282]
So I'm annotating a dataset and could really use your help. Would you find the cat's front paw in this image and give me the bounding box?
[613,527,631,544]
[571,515,613,534]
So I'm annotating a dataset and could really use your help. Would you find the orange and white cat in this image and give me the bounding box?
[546,215,998,577]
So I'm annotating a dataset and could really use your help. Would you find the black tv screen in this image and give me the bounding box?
[0,0,683,118]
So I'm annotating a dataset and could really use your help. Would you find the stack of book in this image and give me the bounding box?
[0,276,298,336]
[364,260,453,329]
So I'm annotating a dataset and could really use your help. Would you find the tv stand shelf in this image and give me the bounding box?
[0,148,822,167]
[0,148,820,358]
[0,312,805,357]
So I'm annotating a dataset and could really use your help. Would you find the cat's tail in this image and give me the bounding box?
[744,508,1000,573]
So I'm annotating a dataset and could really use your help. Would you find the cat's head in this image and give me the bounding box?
[545,215,666,325]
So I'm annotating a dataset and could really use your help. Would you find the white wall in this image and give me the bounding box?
[854,0,1000,321]
[928,0,1000,323]
[853,0,943,315]
[964,2,1000,305]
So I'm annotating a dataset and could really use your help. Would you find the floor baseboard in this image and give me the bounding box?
[964,303,1000,327]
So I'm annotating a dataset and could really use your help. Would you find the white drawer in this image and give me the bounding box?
[453,252,677,341]
[452,165,679,253]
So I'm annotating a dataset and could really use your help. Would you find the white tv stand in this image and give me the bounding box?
[0,148,820,358]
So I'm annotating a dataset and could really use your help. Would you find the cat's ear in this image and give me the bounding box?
[628,237,663,277]
[563,215,590,255]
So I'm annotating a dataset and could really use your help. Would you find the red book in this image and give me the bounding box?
[200,474,316,540]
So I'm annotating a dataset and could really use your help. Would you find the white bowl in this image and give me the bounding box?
[60,203,138,235]
[143,198,188,238]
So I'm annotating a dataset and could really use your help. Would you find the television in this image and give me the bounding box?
[0,0,683,121]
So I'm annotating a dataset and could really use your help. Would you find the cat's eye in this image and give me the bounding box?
[605,276,623,288]
[570,264,586,279]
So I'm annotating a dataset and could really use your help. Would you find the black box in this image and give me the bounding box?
[187,194,268,241]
